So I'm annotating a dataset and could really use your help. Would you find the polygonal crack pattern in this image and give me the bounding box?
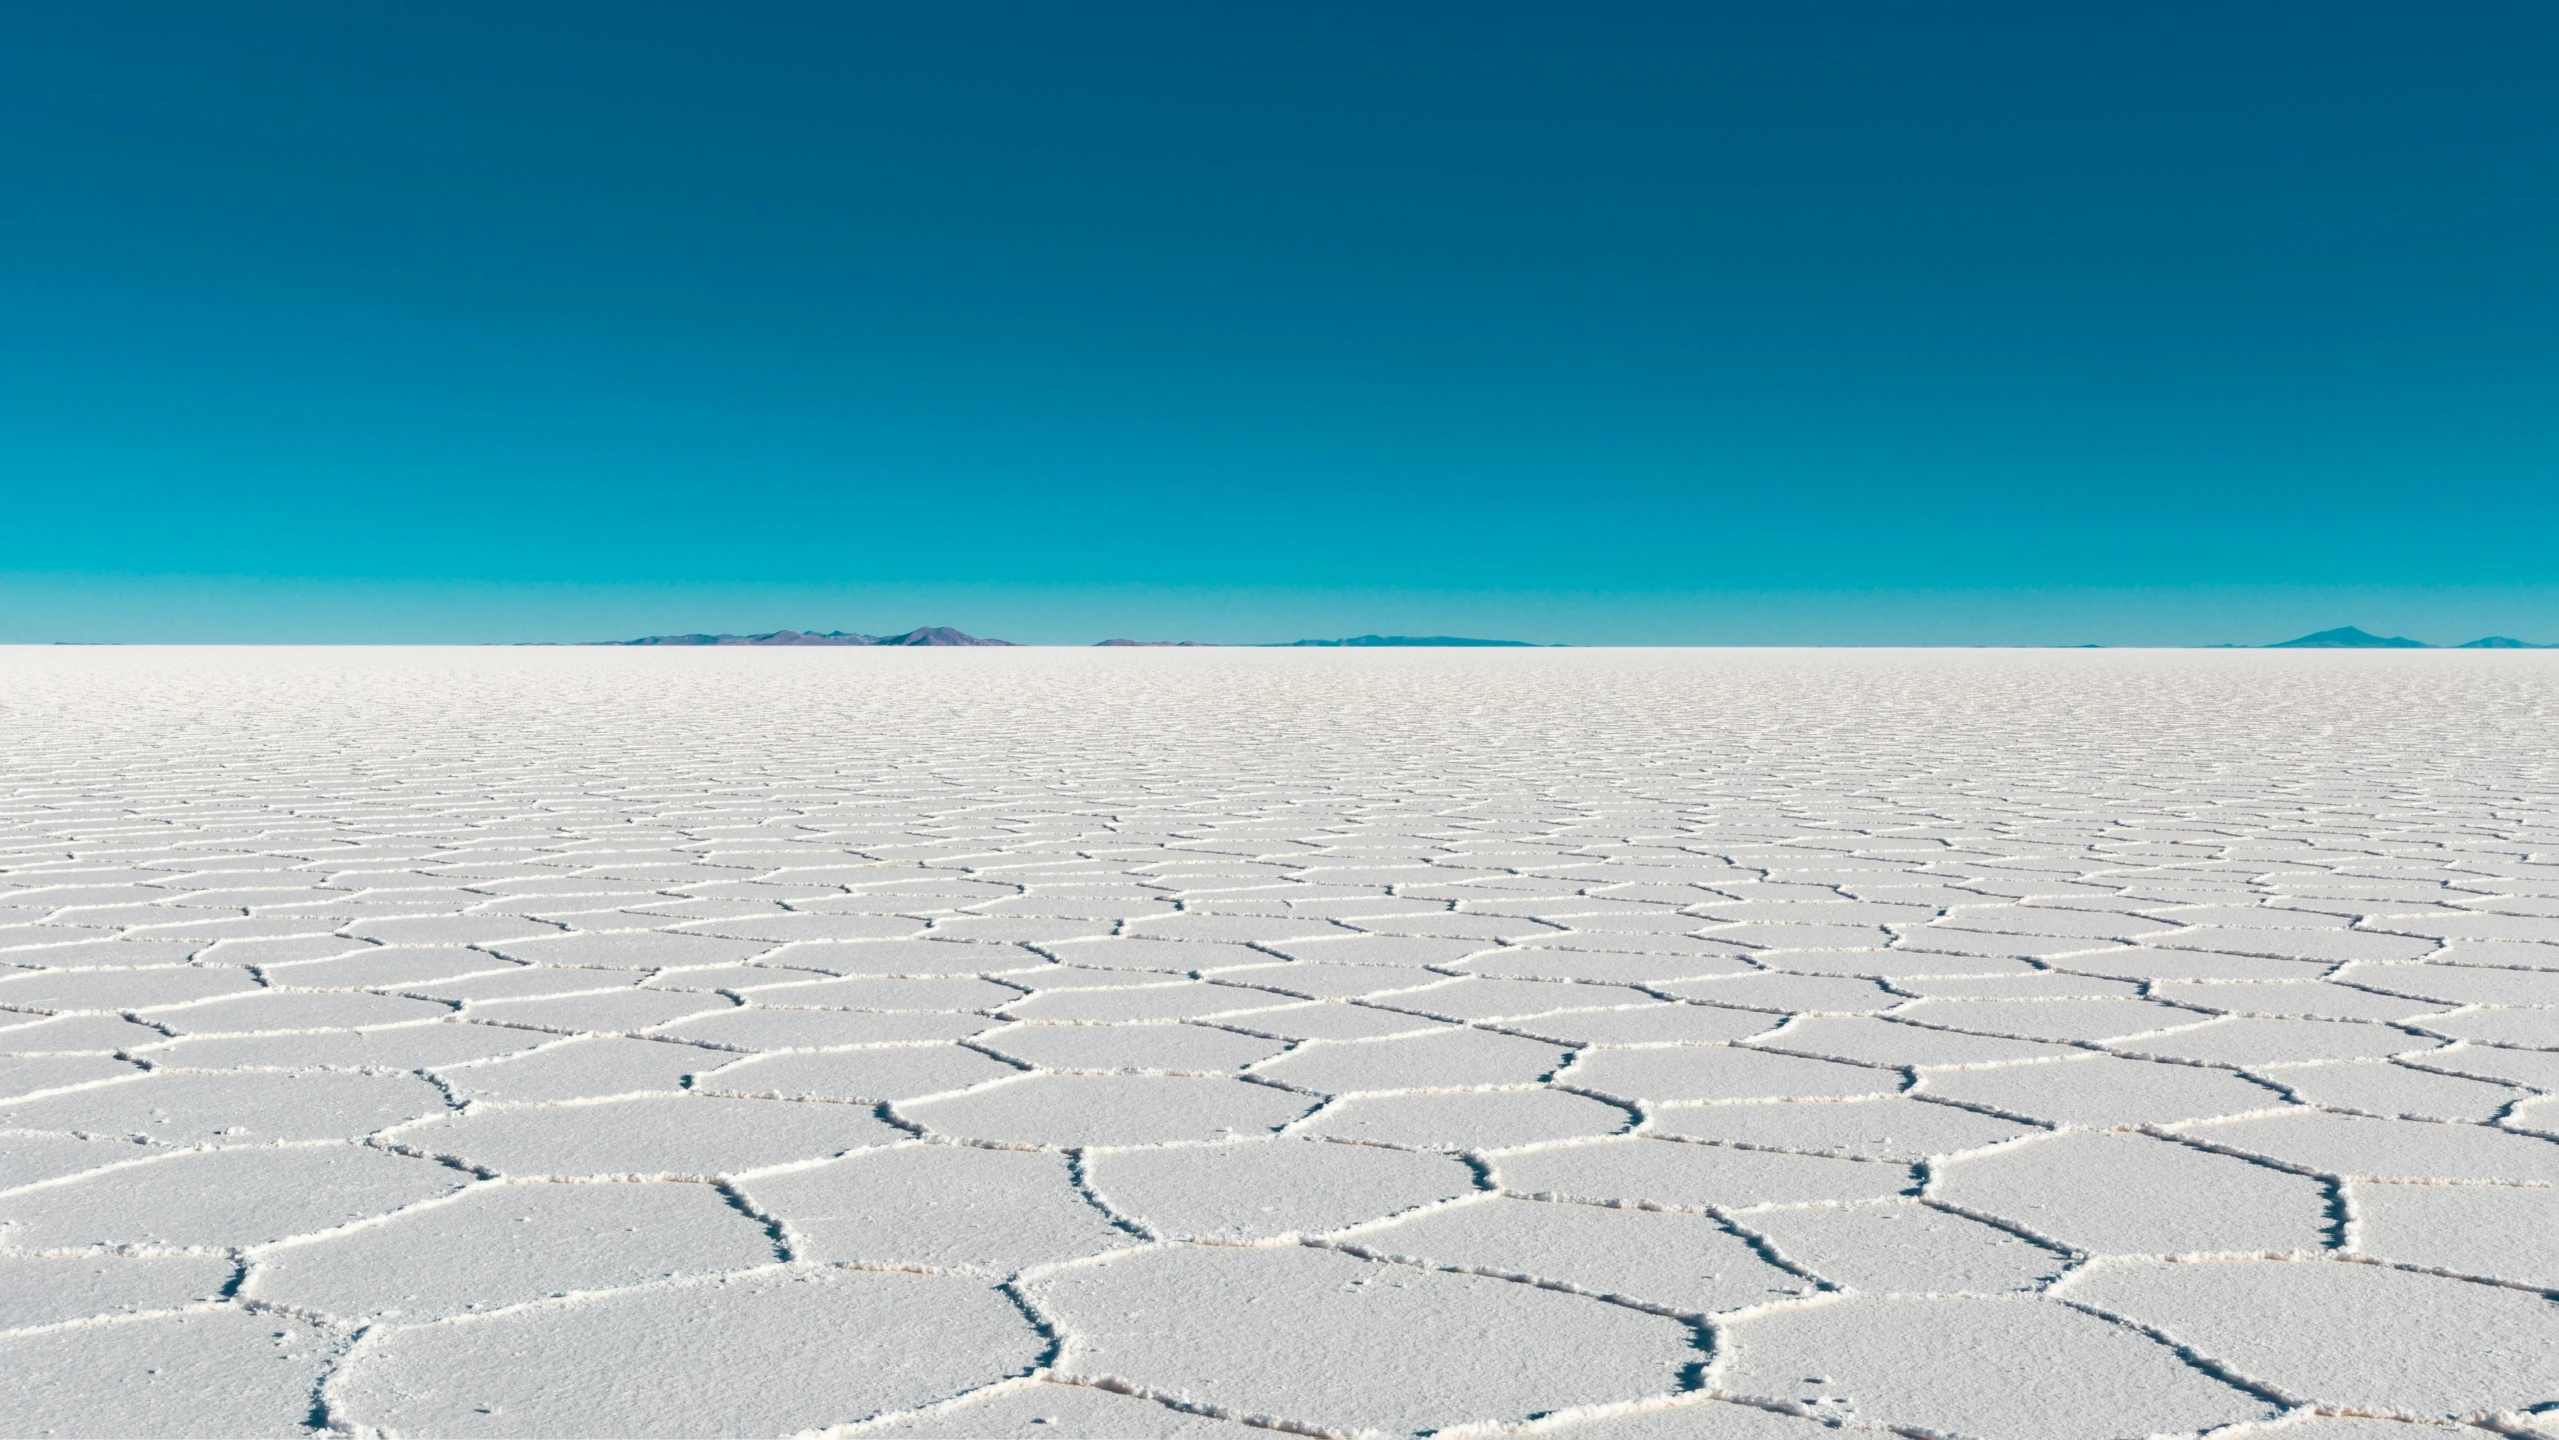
[0,645,2554,1436]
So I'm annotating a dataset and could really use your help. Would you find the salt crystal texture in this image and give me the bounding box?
[2,645,2555,1436]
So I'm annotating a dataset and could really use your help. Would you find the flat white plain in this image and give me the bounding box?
[1,645,2555,1439]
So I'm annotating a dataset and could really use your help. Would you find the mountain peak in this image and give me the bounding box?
[2267,626,2428,649]
[874,626,1015,646]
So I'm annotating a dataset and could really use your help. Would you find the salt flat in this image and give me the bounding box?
[1,646,2555,1439]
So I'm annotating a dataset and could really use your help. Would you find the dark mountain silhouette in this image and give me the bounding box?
[1277,635,1540,647]
[1095,639,1216,646]
[2267,626,2428,649]
[881,627,1015,646]
[2457,636,2554,648]
[594,627,1015,647]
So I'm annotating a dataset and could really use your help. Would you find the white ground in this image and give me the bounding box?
[1,646,2555,1440]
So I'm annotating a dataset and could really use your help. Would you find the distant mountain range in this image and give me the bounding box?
[1276,635,1541,647]
[575,624,2544,649]
[2268,626,2428,649]
[595,627,1014,647]
[2268,626,2550,649]
[584,629,1559,647]
[585,630,1555,647]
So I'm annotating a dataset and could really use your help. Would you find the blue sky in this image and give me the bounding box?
[5,3,2555,644]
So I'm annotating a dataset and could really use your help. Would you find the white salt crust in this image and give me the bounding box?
[0,645,2553,1437]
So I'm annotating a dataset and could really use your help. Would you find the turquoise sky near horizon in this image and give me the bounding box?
[4,3,2557,645]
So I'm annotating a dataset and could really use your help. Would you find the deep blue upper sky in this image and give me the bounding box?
[4,3,2556,642]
